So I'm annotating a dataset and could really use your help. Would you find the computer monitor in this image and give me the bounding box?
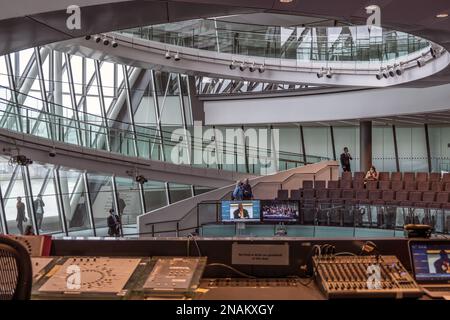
[261,200,299,222]
[409,241,450,283]
[220,200,260,222]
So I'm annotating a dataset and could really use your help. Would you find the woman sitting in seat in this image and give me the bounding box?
[365,165,379,182]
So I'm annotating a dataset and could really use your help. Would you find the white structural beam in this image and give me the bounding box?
[204,83,450,125]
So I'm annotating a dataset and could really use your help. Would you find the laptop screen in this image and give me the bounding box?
[410,241,450,283]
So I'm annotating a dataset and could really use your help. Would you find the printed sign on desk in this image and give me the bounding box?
[232,243,289,265]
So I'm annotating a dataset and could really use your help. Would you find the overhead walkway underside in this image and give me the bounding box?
[0,128,253,188]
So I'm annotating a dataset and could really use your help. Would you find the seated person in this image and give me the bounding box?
[233,203,249,219]
[365,166,379,181]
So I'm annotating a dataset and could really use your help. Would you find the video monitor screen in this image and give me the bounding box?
[410,242,450,282]
[261,200,299,222]
[221,200,261,222]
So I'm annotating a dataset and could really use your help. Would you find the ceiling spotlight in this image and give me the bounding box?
[436,13,449,18]
[258,64,265,73]
[229,60,237,70]
[388,66,395,77]
[395,64,403,76]
[174,52,180,61]
[376,68,383,80]
[103,38,110,46]
[85,35,91,40]
[112,40,118,48]
[316,68,324,78]
[93,35,101,43]
[417,58,426,67]
[279,0,293,3]
[325,68,333,79]
[165,50,171,59]
[249,62,256,72]
[239,62,247,71]
[430,47,437,58]
[382,68,389,79]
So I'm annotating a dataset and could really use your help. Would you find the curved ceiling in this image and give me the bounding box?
[2,0,450,86]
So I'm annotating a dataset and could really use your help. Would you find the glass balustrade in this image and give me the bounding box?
[118,19,432,63]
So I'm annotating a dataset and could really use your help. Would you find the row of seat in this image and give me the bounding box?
[277,189,450,209]
[303,179,450,192]
[342,171,450,182]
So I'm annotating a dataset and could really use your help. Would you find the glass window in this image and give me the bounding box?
[372,126,396,172]
[333,126,360,172]
[58,168,94,236]
[28,163,64,235]
[142,180,168,212]
[168,183,192,203]
[86,173,117,236]
[396,126,428,172]
[114,177,143,225]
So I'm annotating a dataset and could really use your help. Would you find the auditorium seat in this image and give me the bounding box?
[401,191,422,207]
[290,189,301,201]
[327,180,339,189]
[342,189,354,204]
[329,189,342,202]
[340,180,352,189]
[316,189,329,202]
[379,180,391,190]
[277,189,289,200]
[378,172,390,181]
[381,190,396,205]
[417,181,430,191]
[429,172,441,182]
[353,172,365,181]
[429,192,449,209]
[341,172,352,181]
[368,190,382,203]
[391,180,404,191]
[366,181,378,190]
[443,173,450,183]
[445,183,450,192]
[314,180,326,189]
[355,190,369,205]
[303,180,314,189]
[416,172,429,182]
[403,172,415,182]
[395,190,409,203]
[353,181,365,190]
[302,189,315,200]
[391,172,402,181]
[415,191,436,208]
[405,181,417,191]
[431,181,443,192]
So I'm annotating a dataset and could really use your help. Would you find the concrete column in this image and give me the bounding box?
[360,121,372,173]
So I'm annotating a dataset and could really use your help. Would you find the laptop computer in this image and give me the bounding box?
[409,240,450,299]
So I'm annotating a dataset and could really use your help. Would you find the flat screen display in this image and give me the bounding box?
[221,200,261,222]
[410,242,450,283]
[261,200,299,222]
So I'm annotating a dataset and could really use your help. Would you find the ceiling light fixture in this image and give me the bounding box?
[103,37,110,46]
[165,50,171,59]
[325,67,333,79]
[239,62,247,71]
[258,64,265,73]
[316,68,324,78]
[93,35,101,43]
[395,63,403,76]
[249,62,256,72]
[229,60,237,70]
[279,0,293,3]
[376,68,383,80]
[417,57,426,67]
[174,52,180,61]
[85,35,91,40]
[436,13,449,18]
[111,40,118,48]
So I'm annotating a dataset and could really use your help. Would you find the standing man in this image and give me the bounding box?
[118,195,126,216]
[107,208,121,237]
[340,147,353,172]
[16,197,27,235]
[34,194,45,231]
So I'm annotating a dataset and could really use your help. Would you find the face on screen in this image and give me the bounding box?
[412,244,450,282]
[427,249,450,274]
[221,201,260,222]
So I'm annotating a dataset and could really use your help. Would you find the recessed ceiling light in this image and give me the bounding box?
[436,13,449,18]
[279,0,293,3]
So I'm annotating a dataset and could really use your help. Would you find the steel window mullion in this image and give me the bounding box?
[64,53,84,146]
[177,74,191,164]
[53,166,68,236]
[165,182,171,204]
[138,182,146,214]
[22,166,38,234]
[94,60,111,151]
[0,186,8,234]
[82,171,96,236]
[5,54,23,132]
[122,65,139,157]
[150,70,166,161]
[34,47,54,141]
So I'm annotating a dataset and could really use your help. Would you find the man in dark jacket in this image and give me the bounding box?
[107,209,121,237]
[340,147,353,172]
[16,197,27,234]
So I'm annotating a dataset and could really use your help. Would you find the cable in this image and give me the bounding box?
[187,233,202,257]
[334,251,357,257]
[206,263,256,279]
